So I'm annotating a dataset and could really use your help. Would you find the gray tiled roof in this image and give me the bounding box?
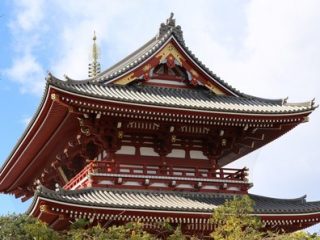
[47,17,317,115]
[31,186,320,215]
[48,76,315,115]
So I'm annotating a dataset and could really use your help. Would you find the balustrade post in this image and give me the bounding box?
[220,168,224,178]
[143,164,147,175]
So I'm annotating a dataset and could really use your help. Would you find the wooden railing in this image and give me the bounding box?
[64,160,248,190]
[63,162,95,190]
[114,164,247,181]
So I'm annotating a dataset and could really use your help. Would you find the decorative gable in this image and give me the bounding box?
[113,40,228,95]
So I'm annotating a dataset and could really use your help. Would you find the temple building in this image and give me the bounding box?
[0,14,319,236]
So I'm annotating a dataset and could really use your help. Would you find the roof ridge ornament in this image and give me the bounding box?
[159,12,184,44]
[167,12,175,26]
[88,31,101,78]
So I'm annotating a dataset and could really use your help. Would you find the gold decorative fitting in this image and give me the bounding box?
[40,204,48,212]
[118,131,123,139]
[171,135,176,143]
[51,93,59,101]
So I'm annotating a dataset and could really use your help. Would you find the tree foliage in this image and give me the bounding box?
[209,195,320,240]
[210,195,263,240]
[167,226,187,240]
[0,214,33,240]
[66,219,156,240]
[272,231,320,240]
[0,214,60,240]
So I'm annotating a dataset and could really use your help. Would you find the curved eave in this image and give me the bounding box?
[0,83,50,191]
[28,187,320,218]
[47,78,316,118]
[0,83,70,192]
[28,196,213,217]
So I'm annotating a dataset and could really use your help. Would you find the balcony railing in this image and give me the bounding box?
[64,160,249,191]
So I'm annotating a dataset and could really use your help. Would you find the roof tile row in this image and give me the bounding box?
[32,186,320,215]
[48,78,314,114]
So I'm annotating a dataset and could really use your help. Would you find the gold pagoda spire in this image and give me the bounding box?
[88,31,101,78]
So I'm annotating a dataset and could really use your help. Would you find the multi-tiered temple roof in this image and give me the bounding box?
[0,14,319,235]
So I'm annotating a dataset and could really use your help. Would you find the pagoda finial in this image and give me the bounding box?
[88,30,101,78]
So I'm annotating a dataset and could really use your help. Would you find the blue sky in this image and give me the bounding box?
[0,0,319,233]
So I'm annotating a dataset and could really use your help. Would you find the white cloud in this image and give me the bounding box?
[183,0,320,101]
[11,0,44,32]
[216,1,320,211]
[240,0,320,100]
[5,0,45,95]
[5,54,45,95]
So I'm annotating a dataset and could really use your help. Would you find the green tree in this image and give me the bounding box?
[210,195,263,240]
[273,231,320,240]
[210,195,320,240]
[24,219,61,240]
[67,220,156,240]
[107,222,155,240]
[0,214,60,240]
[167,226,187,240]
[66,218,92,240]
[0,214,33,240]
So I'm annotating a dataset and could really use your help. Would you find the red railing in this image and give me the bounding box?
[113,164,247,181]
[63,162,94,190]
[64,160,248,190]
